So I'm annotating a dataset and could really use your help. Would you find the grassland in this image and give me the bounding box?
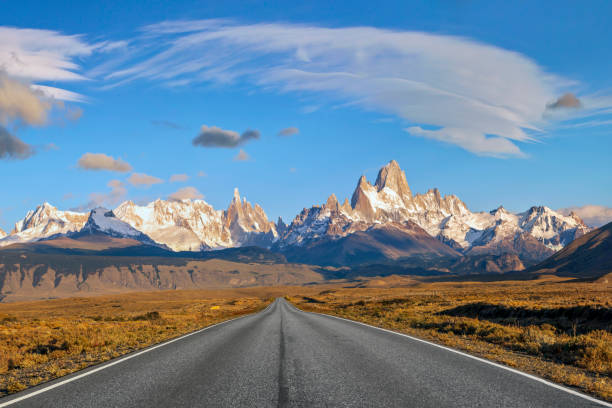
[1,279,610,402]
[290,279,612,401]
[0,288,281,396]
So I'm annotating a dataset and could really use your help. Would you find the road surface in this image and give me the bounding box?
[1,298,608,407]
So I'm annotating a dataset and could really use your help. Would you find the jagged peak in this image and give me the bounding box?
[357,174,370,189]
[490,205,508,214]
[374,160,411,197]
[325,194,339,210]
[233,187,241,202]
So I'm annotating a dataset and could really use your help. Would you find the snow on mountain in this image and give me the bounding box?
[224,188,278,247]
[0,228,6,239]
[114,199,230,251]
[0,161,589,261]
[278,160,590,262]
[113,189,277,251]
[78,208,154,240]
[0,203,88,247]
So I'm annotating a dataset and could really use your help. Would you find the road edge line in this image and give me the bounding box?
[0,300,277,407]
[289,301,612,407]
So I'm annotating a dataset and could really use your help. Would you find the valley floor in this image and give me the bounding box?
[0,279,610,402]
[292,279,612,402]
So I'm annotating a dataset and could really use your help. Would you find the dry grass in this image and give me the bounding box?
[0,288,277,396]
[290,280,612,402]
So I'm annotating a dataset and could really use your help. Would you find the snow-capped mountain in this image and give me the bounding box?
[224,188,278,247]
[277,160,590,262]
[74,207,160,246]
[113,189,277,251]
[0,161,589,264]
[114,198,231,251]
[0,228,6,239]
[0,203,88,247]
[0,190,277,251]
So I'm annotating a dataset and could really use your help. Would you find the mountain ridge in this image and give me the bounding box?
[0,160,591,266]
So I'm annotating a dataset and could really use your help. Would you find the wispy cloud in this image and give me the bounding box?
[0,26,102,101]
[152,119,183,129]
[278,126,299,137]
[193,125,260,148]
[168,186,203,200]
[128,172,163,187]
[77,153,132,172]
[74,179,127,211]
[101,20,603,157]
[169,173,189,182]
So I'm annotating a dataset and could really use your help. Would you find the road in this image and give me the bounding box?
[1,298,608,407]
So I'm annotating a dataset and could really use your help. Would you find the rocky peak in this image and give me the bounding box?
[374,160,412,197]
[351,175,376,221]
[0,227,6,239]
[325,194,340,212]
[276,217,288,237]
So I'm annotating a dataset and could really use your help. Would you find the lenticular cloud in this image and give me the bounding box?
[106,20,562,156]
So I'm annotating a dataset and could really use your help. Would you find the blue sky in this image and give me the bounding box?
[1,0,611,231]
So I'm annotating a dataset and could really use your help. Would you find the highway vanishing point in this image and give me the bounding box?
[1,298,609,408]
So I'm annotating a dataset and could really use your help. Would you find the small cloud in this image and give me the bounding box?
[67,107,83,121]
[62,193,74,201]
[170,173,189,183]
[559,205,612,227]
[278,127,299,137]
[0,73,51,126]
[289,167,296,173]
[152,119,183,129]
[44,142,59,151]
[193,125,260,148]
[547,93,582,110]
[128,172,164,187]
[168,186,204,201]
[197,171,207,177]
[77,153,132,172]
[300,105,319,114]
[0,126,34,160]
[73,179,127,211]
[233,149,250,161]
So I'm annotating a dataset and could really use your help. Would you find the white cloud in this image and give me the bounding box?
[0,26,104,102]
[559,205,612,227]
[168,186,203,200]
[169,173,189,182]
[197,171,207,177]
[77,153,132,172]
[103,20,587,156]
[128,172,163,187]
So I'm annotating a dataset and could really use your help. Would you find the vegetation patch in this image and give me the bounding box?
[291,281,612,402]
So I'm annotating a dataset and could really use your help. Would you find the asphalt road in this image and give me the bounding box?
[1,298,608,408]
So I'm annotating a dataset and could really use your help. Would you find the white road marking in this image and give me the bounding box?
[291,303,611,407]
[0,302,276,407]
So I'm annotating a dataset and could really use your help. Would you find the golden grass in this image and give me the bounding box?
[0,287,279,395]
[290,280,612,402]
[0,280,609,402]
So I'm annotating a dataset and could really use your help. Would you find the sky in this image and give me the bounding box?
[1,0,611,232]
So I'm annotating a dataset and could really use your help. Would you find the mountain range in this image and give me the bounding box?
[0,160,591,267]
